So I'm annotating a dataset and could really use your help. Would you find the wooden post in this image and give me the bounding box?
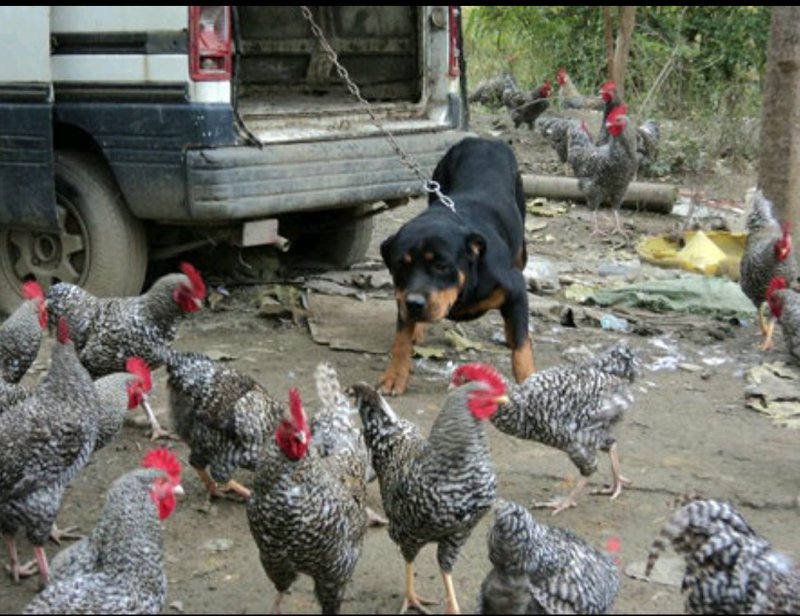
[604,7,614,78]
[758,6,800,239]
[611,6,636,99]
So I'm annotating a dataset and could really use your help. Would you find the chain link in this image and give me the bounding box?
[299,6,457,214]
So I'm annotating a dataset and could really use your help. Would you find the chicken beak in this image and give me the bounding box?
[496,394,510,406]
[173,484,185,497]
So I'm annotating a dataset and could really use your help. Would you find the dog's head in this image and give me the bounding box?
[380,214,485,323]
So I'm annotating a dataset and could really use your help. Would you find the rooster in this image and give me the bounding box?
[45,262,206,438]
[24,449,183,614]
[503,79,552,129]
[568,103,638,236]
[350,363,508,614]
[556,68,604,111]
[740,191,799,349]
[163,349,284,501]
[469,73,517,110]
[596,80,660,170]
[246,384,368,615]
[454,343,636,515]
[477,500,620,614]
[646,497,800,614]
[536,116,581,165]
[0,280,47,385]
[765,277,800,361]
[0,319,101,587]
[93,357,155,452]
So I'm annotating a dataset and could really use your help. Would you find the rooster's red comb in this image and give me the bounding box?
[179,262,206,299]
[451,363,507,396]
[57,317,70,344]
[607,104,628,125]
[556,67,567,84]
[141,448,181,482]
[600,80,617,94]
[288,387,306,426]
[126,356,152,393]
[541,80,552,97]
[22,280,44,301]
[767,276,788,299]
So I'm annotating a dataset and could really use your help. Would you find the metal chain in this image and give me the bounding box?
[299,5,457,214]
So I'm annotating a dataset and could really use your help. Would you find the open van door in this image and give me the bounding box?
[0,6,57,232]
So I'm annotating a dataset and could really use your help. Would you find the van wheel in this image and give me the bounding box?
[285,204,374,269]
[0,151,148,314]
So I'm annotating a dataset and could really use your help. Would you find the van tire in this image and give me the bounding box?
[0,151,148,314]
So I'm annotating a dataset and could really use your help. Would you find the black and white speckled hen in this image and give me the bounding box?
[478,500,620,614]
[24,449,183,615]
[568,103,638,236]
[247,382,368,615]
[0,281,47,385]
[536,116,581,165]
[350,364,508,614]
[646,497,800,614]
[163,349,283,501]
[740,191,799,349]
[766,276,800,362]
[0,319,101,587]
[556,68,604,111]
[469,73,517,110]
[596,81,660,171]
[455,343,637,516]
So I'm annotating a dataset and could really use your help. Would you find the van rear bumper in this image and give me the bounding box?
[185,130,472,221]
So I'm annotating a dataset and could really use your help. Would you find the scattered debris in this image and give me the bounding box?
[256,284,307,324]
[744,362,800,428]
[201,538,234,553]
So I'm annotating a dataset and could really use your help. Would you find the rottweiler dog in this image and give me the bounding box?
[379,137,534,395]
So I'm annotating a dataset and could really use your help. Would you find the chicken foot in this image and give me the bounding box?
[531,476,589,516]
[49,523,83,545]
[400,561,439,614]
[3,536,35,583]
[140,399,174,441]
[196,468,251,501]
[590,443,632,500]
[758,317,776,351]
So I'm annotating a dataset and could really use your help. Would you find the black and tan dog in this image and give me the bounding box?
[379,137,534,395]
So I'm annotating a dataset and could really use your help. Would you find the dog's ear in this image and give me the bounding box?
[380,233,397,267]
[465,232,486,260]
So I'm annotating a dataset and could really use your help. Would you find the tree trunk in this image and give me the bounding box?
[611,6,636,99]
[604,7,614,78]
[758,6,800,239]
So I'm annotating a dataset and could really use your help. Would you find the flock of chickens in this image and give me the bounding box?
[471,67,660,236]
[0,75,800,616]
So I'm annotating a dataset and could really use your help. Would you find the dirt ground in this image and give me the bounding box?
[3,107,800,615]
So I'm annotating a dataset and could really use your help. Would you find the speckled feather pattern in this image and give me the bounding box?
[45,274,192,377]
[478,501,619,614]
[536,116,579,164]
[0,299,43,383]
[24,469,169,614]
[646,498,800,614]
[773,288,800,361]
[0,335,101,546]
[568,118,638,212]
[247,364,368,615]
[491,343,636,477]
[353,381,496,572]
[740,192,799,308]
[164,350,283,482]
[92,372,139,451]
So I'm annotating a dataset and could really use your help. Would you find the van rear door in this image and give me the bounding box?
[0,6,57,232]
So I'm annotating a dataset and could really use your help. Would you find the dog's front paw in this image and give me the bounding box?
[379,365,411,396]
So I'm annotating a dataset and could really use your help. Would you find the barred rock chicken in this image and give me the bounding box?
[455,343,637,516]
[646,497,800,614]
[247,384,368,615]
[24,449,183,614]
[92,357,154,452]
[536,116,580,165]
[0,280,47,384]
[350,364,508,615]
[568,103,638,236]
[45,262,205,438]
[596,80,660,169]
[477,500,620,614]
[556,68,604,111]
[766,277,800,362]
[0,319,101,587]
[469,73,517,110]
[503,79,552,129]
[740,191,799,349]
[163,349,284,500]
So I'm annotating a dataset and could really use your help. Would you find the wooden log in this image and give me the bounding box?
[521,174,677,214]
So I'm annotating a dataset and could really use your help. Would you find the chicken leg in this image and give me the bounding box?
[400,561,439,614]
[196,468,251,501]
[759,317,776,351]
[49,523,83,545]
[591,443,632,500]
[140,399,174,441]
[531,476,589,516]
[442,571,461,614]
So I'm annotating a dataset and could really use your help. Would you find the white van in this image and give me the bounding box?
[0,6,468,312]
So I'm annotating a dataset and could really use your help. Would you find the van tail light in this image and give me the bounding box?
[448,6,461,78]
[189,6,232,81]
